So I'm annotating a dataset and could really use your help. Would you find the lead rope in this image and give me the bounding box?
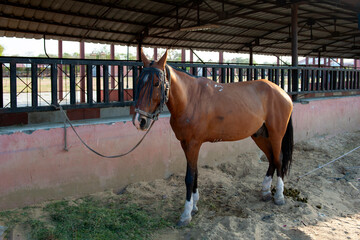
[296,145,360,181]
[55,105,155,158]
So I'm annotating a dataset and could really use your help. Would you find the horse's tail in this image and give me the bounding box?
[281,115,294,177]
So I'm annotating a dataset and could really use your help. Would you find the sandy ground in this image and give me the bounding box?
[1,131,360,239]
[127,131,360,240]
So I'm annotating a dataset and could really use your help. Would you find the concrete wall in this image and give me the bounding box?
[0,96,359,209]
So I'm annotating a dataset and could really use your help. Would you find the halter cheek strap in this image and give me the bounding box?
[135,65,171,121]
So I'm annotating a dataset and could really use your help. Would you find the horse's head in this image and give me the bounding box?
[132,49,169,131]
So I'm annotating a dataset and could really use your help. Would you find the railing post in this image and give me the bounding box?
[202,67,207,78]
[261,68,265,79]
[230,68,234,83]
[316,69,320,90]
[329,70,333,90]
[132,66,138,101]
[70,64,76,105]
[239,68,243,82]
[268,68,273,82]
[87,64,93,104]
[51,63,58,106]
[275,69,279,86]
[339,70,343,90]
[96,65,101,102]
[300,69,305,91]
[212,67,217,82]
[220,67,225,83]
[10,62,17,108]
[311,69,315,91]
[118,65,124,102]
[0,63,3,108]
[226,68,230,83]
[192,67,197,76]
[31,63,38,107]
[281,69,285,89]
[288,69,292,92]
[246,68,251,81]
[321,70,326,90]
[254,68,258,81]
[103,65,109,103]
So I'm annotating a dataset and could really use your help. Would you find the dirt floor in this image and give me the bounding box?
[1,131,360,240]
[130,130,360,239]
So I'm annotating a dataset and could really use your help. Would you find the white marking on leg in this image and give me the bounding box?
[275,177,285,202]
[180,197,193,223]
[192,189,199,212]
[262,176,272,197]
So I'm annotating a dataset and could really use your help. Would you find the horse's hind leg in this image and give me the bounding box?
[251,133,275,202]
[269,137,286,205]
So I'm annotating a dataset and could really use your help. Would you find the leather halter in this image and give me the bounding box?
[135,65,171,121]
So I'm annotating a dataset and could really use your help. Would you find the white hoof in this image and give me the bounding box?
[177,217,191,227]
[274,197,285,205]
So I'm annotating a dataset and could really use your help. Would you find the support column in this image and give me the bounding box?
[80,41,85,103]
[249,47,253,66]
[318,52,321,68]
[219,51,224,83]
[58,40,63,100]
[291,3,299,96]
[154,47,158,60]
[190,50,194,74]
[110,44,115,89]
[181,49,186,63]
[137,43,141,61]
[341,58,344,68]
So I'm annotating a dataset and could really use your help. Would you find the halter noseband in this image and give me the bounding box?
[134,65,171,121]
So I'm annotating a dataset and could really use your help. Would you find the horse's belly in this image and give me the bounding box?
[207,120,263,142]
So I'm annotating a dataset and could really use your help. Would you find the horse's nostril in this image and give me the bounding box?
[140,118,147,128]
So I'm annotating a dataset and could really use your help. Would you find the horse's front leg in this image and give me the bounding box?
[178,140,201,227]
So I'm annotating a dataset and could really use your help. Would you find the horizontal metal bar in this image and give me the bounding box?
[0,56,143,67]
[0,101,135,114]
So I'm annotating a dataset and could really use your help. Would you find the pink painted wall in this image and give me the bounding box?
[292,96,360,141]
[0,96,360,209]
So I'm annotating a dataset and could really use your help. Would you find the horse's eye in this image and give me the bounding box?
[154,81,160,87]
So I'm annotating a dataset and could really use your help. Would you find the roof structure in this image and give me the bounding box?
[0,0,359,58]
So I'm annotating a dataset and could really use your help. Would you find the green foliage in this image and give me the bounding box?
[0,197,171,240]
[226,56,250,64]
[0,44,3,56]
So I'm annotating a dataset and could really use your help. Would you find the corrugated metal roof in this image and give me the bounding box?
[0,0,359,58]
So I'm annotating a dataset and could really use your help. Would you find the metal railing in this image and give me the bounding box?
[0,57,359,113]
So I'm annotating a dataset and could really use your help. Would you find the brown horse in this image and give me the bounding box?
[133,49,293,226]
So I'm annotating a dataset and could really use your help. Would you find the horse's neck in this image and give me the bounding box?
[166,67,193,117]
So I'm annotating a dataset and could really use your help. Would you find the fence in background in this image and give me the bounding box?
[0,57,359,113]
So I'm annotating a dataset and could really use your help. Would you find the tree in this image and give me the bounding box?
[227,56,250,64]
[0,44,4,56]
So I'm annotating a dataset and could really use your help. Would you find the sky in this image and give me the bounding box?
[0,36,309,65]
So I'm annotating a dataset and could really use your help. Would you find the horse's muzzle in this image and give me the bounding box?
[133,113,151,131]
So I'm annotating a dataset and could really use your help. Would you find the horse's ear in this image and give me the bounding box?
[157,49,168,70]
[141,48,151,67]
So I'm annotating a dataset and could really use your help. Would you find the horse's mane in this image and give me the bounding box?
[168,64,202,79]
